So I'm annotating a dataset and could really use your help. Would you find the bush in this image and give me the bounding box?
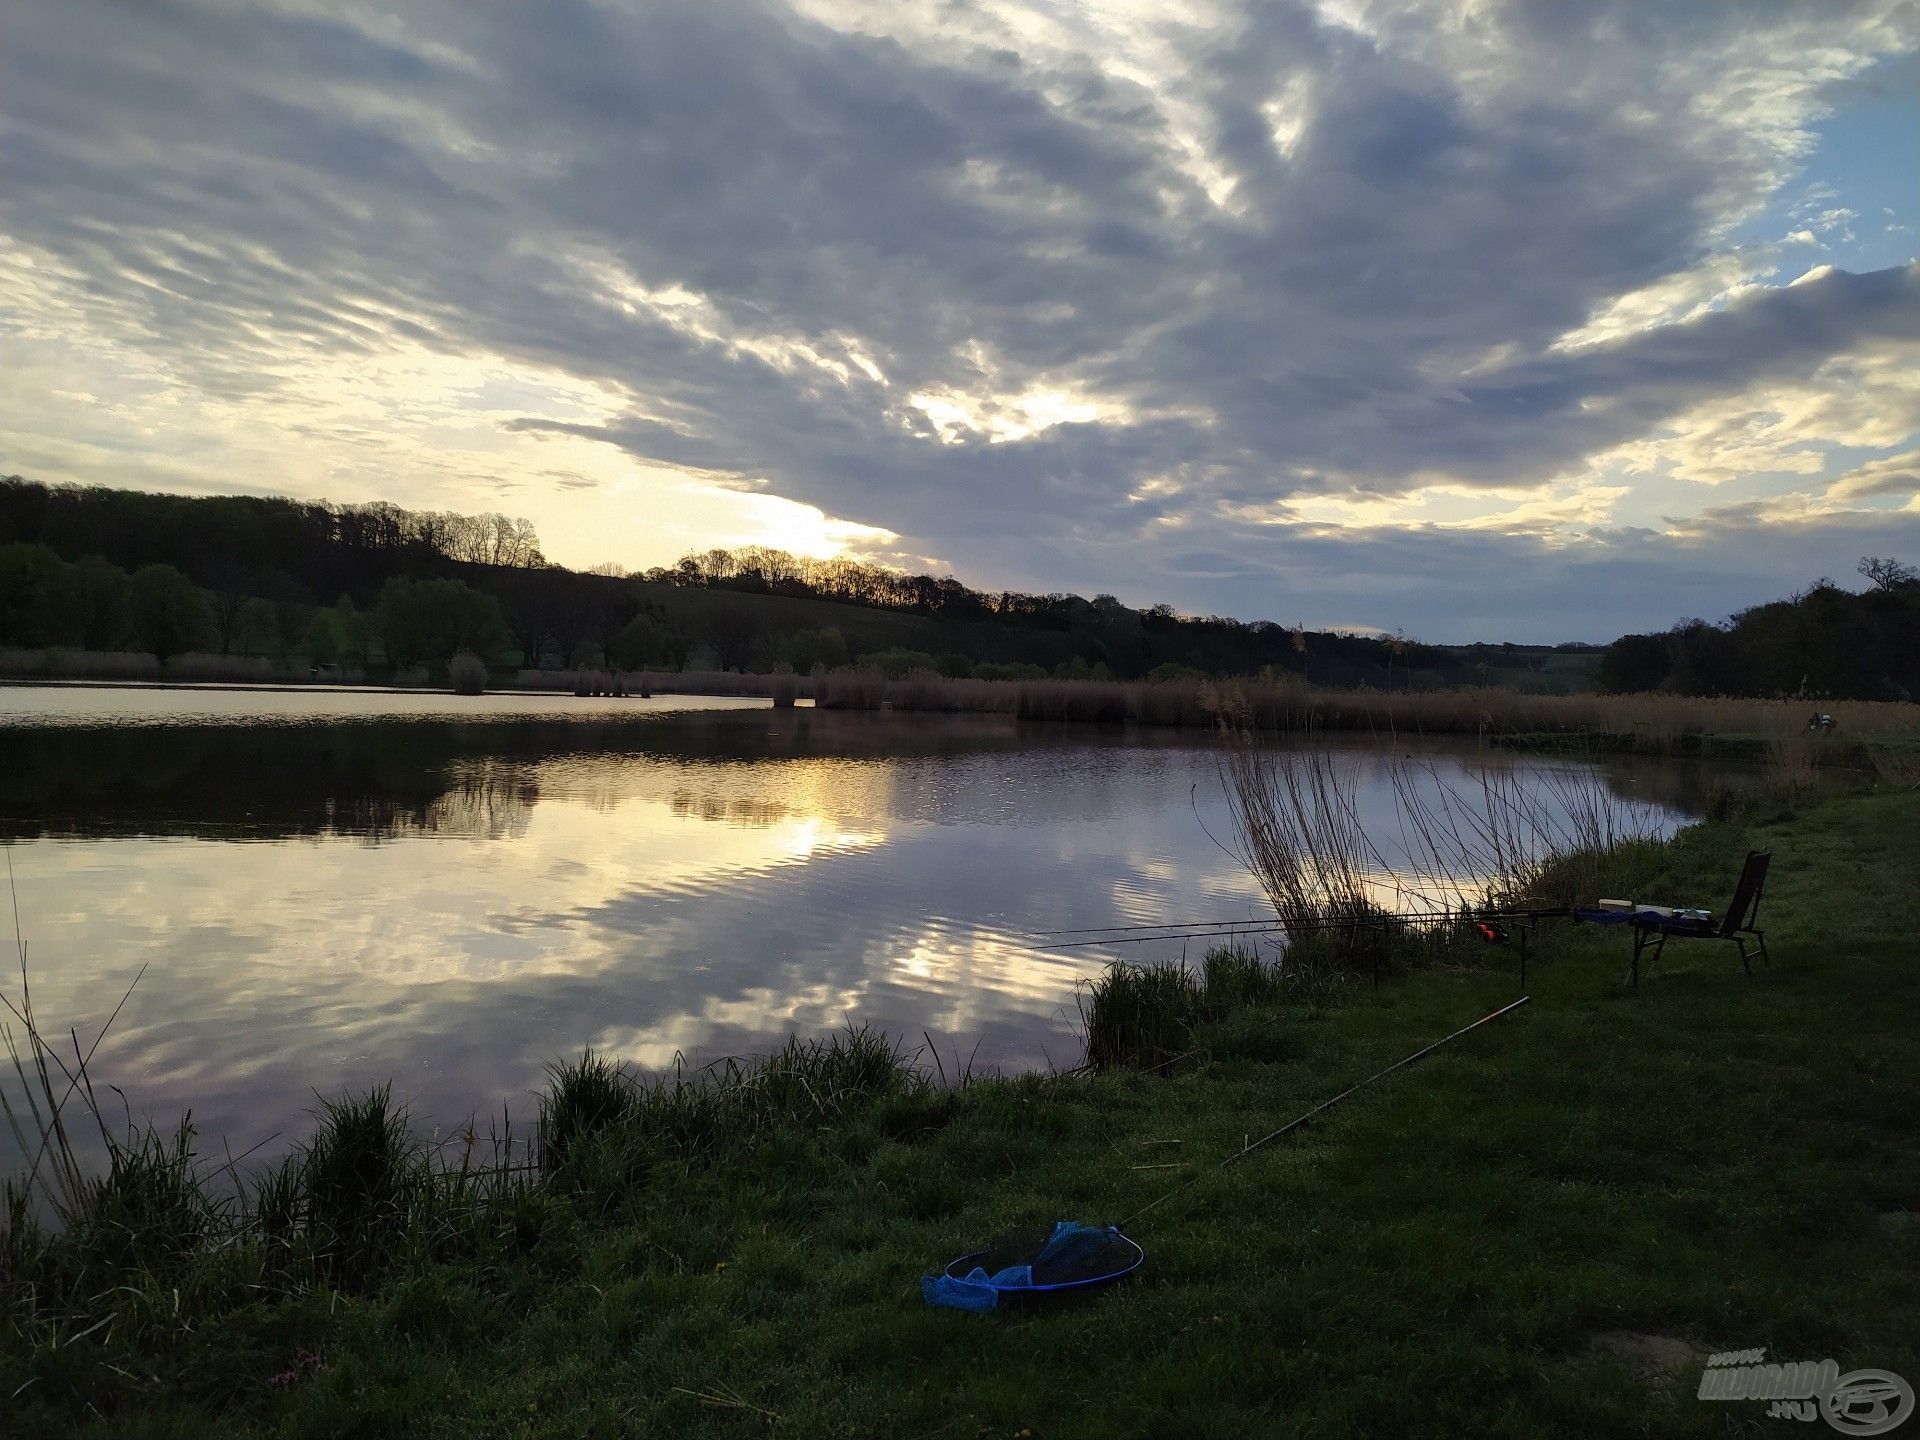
[1597,633,1669,693]
[855,647,942,679]
[610,613,670,671]
[782,626,850,673]
[375,577,507,670]
[972,661,1048,682]
[1147,662,1208,683]
[448,650,487,695]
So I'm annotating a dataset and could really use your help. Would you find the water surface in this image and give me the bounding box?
[0,685,1712,1164]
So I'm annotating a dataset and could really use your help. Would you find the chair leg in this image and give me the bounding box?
[1753,930,1769,969]
[1735,938,1752,976]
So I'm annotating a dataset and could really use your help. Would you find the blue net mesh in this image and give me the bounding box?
[921,1221,1139,1311]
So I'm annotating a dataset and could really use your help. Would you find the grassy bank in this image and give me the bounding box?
[4,786,1919,1436]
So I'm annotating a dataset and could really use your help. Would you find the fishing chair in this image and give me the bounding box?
[1630,849,1771,990]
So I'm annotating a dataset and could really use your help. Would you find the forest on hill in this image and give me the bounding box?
[1,475,1912,700]
[0,475,1580,688]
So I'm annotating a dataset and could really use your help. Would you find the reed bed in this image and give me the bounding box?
[1087,740,1587,1077]
[1250,744,1662,914]
[1000,678,1918,751]
[24,645,1910,765]
[644,668,798,699]
[0,648,366,686]
[610,666,1918,757]
[1080,741,1677,1069]
[812,666,887,710]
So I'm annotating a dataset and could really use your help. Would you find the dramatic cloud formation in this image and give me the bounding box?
[3,0,1916,638]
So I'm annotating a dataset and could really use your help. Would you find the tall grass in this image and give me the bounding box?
[1079,947,1329,1071]
[2,965,944,1354]
[1866,741,1920,790]
[541,1028,931,1183]
[300,1087,420,1274]
[1081,742,1671,1071]
[539,1052,634,1173]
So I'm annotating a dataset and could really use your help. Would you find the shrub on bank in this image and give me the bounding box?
[448,650,488,695]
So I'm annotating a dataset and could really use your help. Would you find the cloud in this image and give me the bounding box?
[2,0,1917,638]
[1827,449,1920,501]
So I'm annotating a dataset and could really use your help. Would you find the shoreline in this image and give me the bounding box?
[5,669,1917,764]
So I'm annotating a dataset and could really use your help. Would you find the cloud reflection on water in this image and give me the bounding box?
[0,695,1708,1167]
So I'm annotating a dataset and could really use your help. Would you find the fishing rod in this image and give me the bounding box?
[1030,917,1284,938]
[1117,995,1533,1227]
[1035,903,1573,939]
[1034,904,1571,950]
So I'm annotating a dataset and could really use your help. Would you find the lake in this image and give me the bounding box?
[0,684,1721,1167]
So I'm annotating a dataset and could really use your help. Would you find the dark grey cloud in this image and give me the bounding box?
[3,0,1916,638]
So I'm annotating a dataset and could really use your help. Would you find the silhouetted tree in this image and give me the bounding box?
[126,564,206,663]
[375,578,506,670]
[46,555,127,650]
[1859,555,1917,592]
[704,606,759,671]
[1597,633,1670,693]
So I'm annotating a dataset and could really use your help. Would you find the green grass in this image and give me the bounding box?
[4,789,1918,1437]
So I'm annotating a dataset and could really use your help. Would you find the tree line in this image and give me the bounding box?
[47,473,1915,698]
[3,475,1482,683]
[0,541,696,678]
[1597,557,1919,701]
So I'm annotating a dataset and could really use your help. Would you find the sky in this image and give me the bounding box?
[2,1,1917,642]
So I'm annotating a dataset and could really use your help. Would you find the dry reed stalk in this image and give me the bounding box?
[1216,736,1386,933]
[1219,736,1666,939]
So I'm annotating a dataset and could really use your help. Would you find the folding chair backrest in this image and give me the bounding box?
[1718,850,1770,936]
